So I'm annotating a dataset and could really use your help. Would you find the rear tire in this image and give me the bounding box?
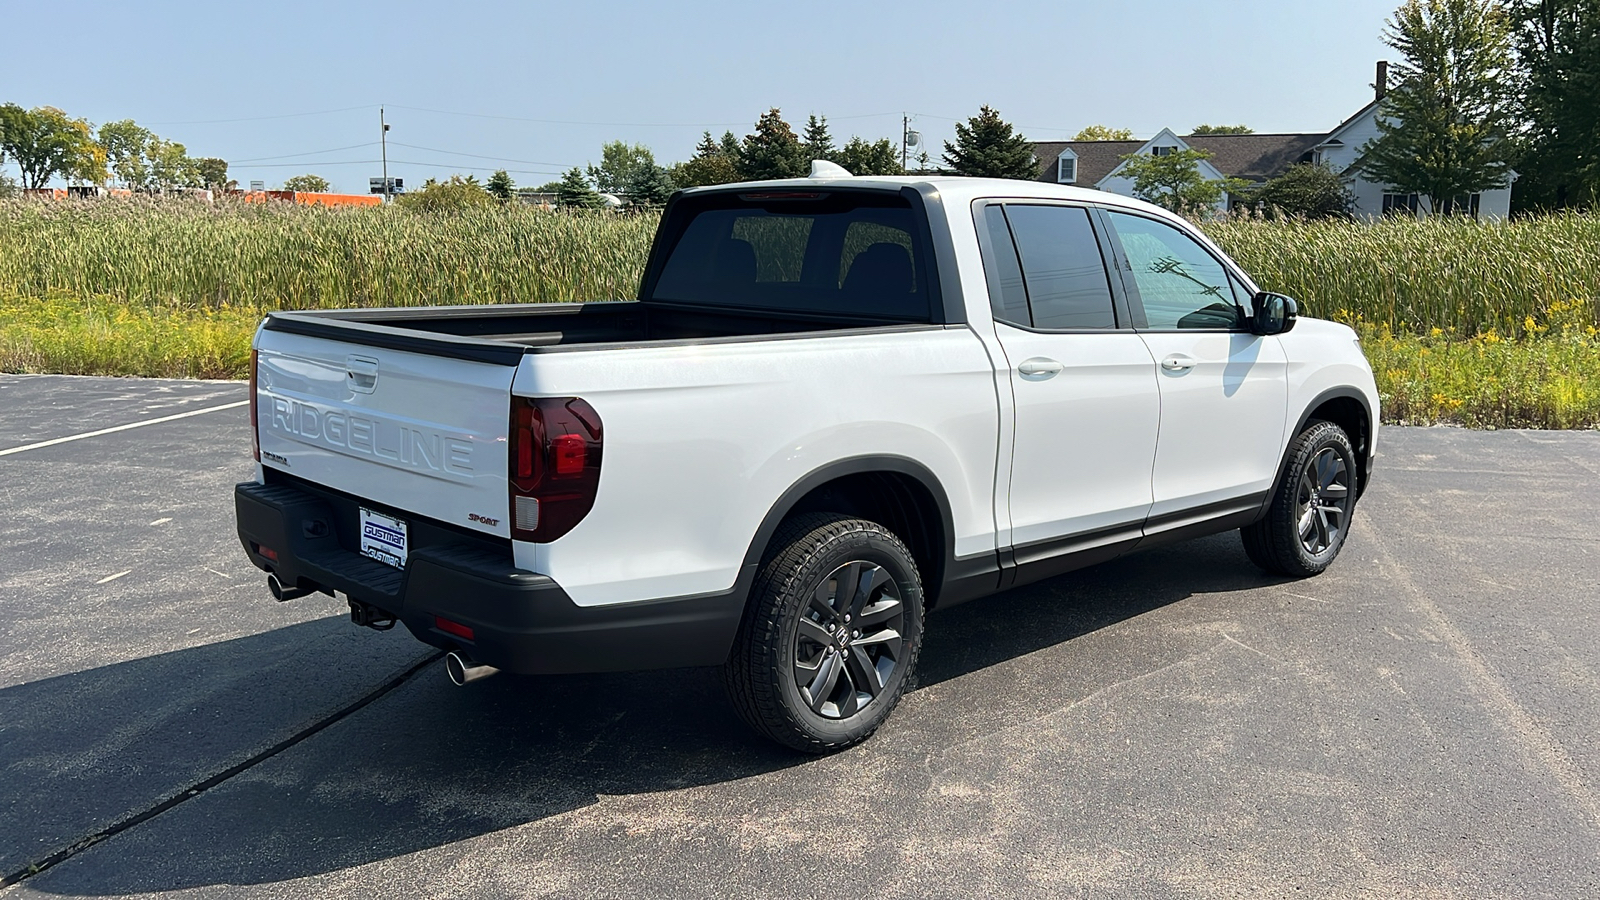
[1242,419,1358,578]
[722,513,924,753]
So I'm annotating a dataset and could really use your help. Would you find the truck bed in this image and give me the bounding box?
[264,301,926,365]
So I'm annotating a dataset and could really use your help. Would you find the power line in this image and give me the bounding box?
[229,142,381,163]
[387,104,899,130]
[146,105,373,126]
[386,141,575,169]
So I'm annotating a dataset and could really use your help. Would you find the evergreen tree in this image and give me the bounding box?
[802,114,835,162]
[668,131,740,187]
[486,169,515,202]
[1509,0,1600,208]
[737,109,808,180]
[835,137,904,176]
[719,130,741,158]
[1360,0,1517,214]
[556,167,603,209]
[941,106,1037,179]
[625,162,676,208]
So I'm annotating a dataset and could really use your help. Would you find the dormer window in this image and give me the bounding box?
[1057,154,1077,184]
[1151,146,1176,157]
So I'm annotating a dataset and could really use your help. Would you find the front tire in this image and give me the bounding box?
[722,513,924,753]
[1242,420,1358,577]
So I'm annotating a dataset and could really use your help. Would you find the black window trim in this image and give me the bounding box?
[969,198,1134,335]
[1095,206,1254,335]
[639,185,951,325]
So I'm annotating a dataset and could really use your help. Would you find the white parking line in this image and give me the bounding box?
[0,400,249,458]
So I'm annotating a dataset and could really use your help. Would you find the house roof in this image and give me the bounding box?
[1031,140,1145,186]
[1034,132,1325,185]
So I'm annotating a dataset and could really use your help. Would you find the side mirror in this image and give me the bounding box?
[1249,291,1299,335]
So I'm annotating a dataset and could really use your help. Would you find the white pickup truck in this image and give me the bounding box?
[236,171,1378,751]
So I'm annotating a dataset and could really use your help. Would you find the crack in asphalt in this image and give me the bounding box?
[0,651,444,890]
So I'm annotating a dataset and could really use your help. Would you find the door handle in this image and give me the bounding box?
[1160,355,1195,371]
[1017,358,1064,378]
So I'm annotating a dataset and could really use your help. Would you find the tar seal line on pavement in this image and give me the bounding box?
[0,652,443,889]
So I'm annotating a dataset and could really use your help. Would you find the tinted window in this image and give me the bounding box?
[1003,205,1116,330]
[650,194,929,320]
[980,205,1030,326]
[1107,211,1240,330]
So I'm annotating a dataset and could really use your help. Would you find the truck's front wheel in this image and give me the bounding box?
[723,513,924,753]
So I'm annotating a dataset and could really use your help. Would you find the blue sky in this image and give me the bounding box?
[4,0,1401,193]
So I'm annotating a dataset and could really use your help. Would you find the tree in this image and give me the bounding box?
[1073,125,1135,141]
[835,137,904,176]
[146,137,192,190]
[1508,0,1600,208]
[801,114,835,162]
[1190,124,1255,135]
[1360,0,1517,214]
[1249,163,1355,218]
[0,104,105,189]
[555,167,603,209]
[668,131,740,187]
[486,169,515,202]
[737,109,807,180]
[396,175,495,212]
[282,174,331,193]
[942,106,1037,179]
[587,141,655,195]
[1116,147,1248,214]
[98,119,153,188]
[625,162,676,208]
[189,157,229,190]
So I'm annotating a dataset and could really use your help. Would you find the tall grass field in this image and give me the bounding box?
[1,197,1597,427]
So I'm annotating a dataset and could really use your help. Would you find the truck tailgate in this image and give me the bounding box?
[254,329,516,539]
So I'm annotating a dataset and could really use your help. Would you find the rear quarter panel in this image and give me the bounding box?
[513,328,1000,607]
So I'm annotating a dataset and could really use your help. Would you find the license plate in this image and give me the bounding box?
[359,508,408,569]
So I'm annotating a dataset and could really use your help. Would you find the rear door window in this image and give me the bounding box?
[980,204,1117,330]
[650,193,930,320]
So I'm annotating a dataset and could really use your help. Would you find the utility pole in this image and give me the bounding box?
[901,114,909,172]
[381,107,390,202]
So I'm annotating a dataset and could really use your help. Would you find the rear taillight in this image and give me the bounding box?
[508,396,603,543]
[249,349,260,462]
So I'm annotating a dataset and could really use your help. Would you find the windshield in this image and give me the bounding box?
[648,192,932,320]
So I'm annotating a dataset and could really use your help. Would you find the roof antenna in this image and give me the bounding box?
[809,159,852,178]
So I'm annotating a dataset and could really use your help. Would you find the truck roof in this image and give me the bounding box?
[678,174,1184,224]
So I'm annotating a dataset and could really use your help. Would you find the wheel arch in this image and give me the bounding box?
[741,456,957,608]
[1263,387,1374,520]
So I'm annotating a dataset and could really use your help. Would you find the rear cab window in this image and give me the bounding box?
[647,190,933,321]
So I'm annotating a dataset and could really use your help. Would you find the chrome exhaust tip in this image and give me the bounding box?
[267,573,311,602]
[445,651,498,686]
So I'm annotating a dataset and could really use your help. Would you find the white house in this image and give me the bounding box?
[1033,62,1517,219]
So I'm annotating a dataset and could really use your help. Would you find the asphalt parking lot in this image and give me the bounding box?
[2,372,1598,899]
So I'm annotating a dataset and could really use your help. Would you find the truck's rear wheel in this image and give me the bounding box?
[722,513,924,753]
[1241,419,1357,577]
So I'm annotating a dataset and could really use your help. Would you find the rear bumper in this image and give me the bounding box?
[234,480,744,675]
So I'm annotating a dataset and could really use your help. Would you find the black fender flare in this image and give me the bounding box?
[732,454,960,601]
[1256,387,1376,521]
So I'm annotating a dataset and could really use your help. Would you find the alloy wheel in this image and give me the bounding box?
[1296,447,1351,555]
[792,560,905,719]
